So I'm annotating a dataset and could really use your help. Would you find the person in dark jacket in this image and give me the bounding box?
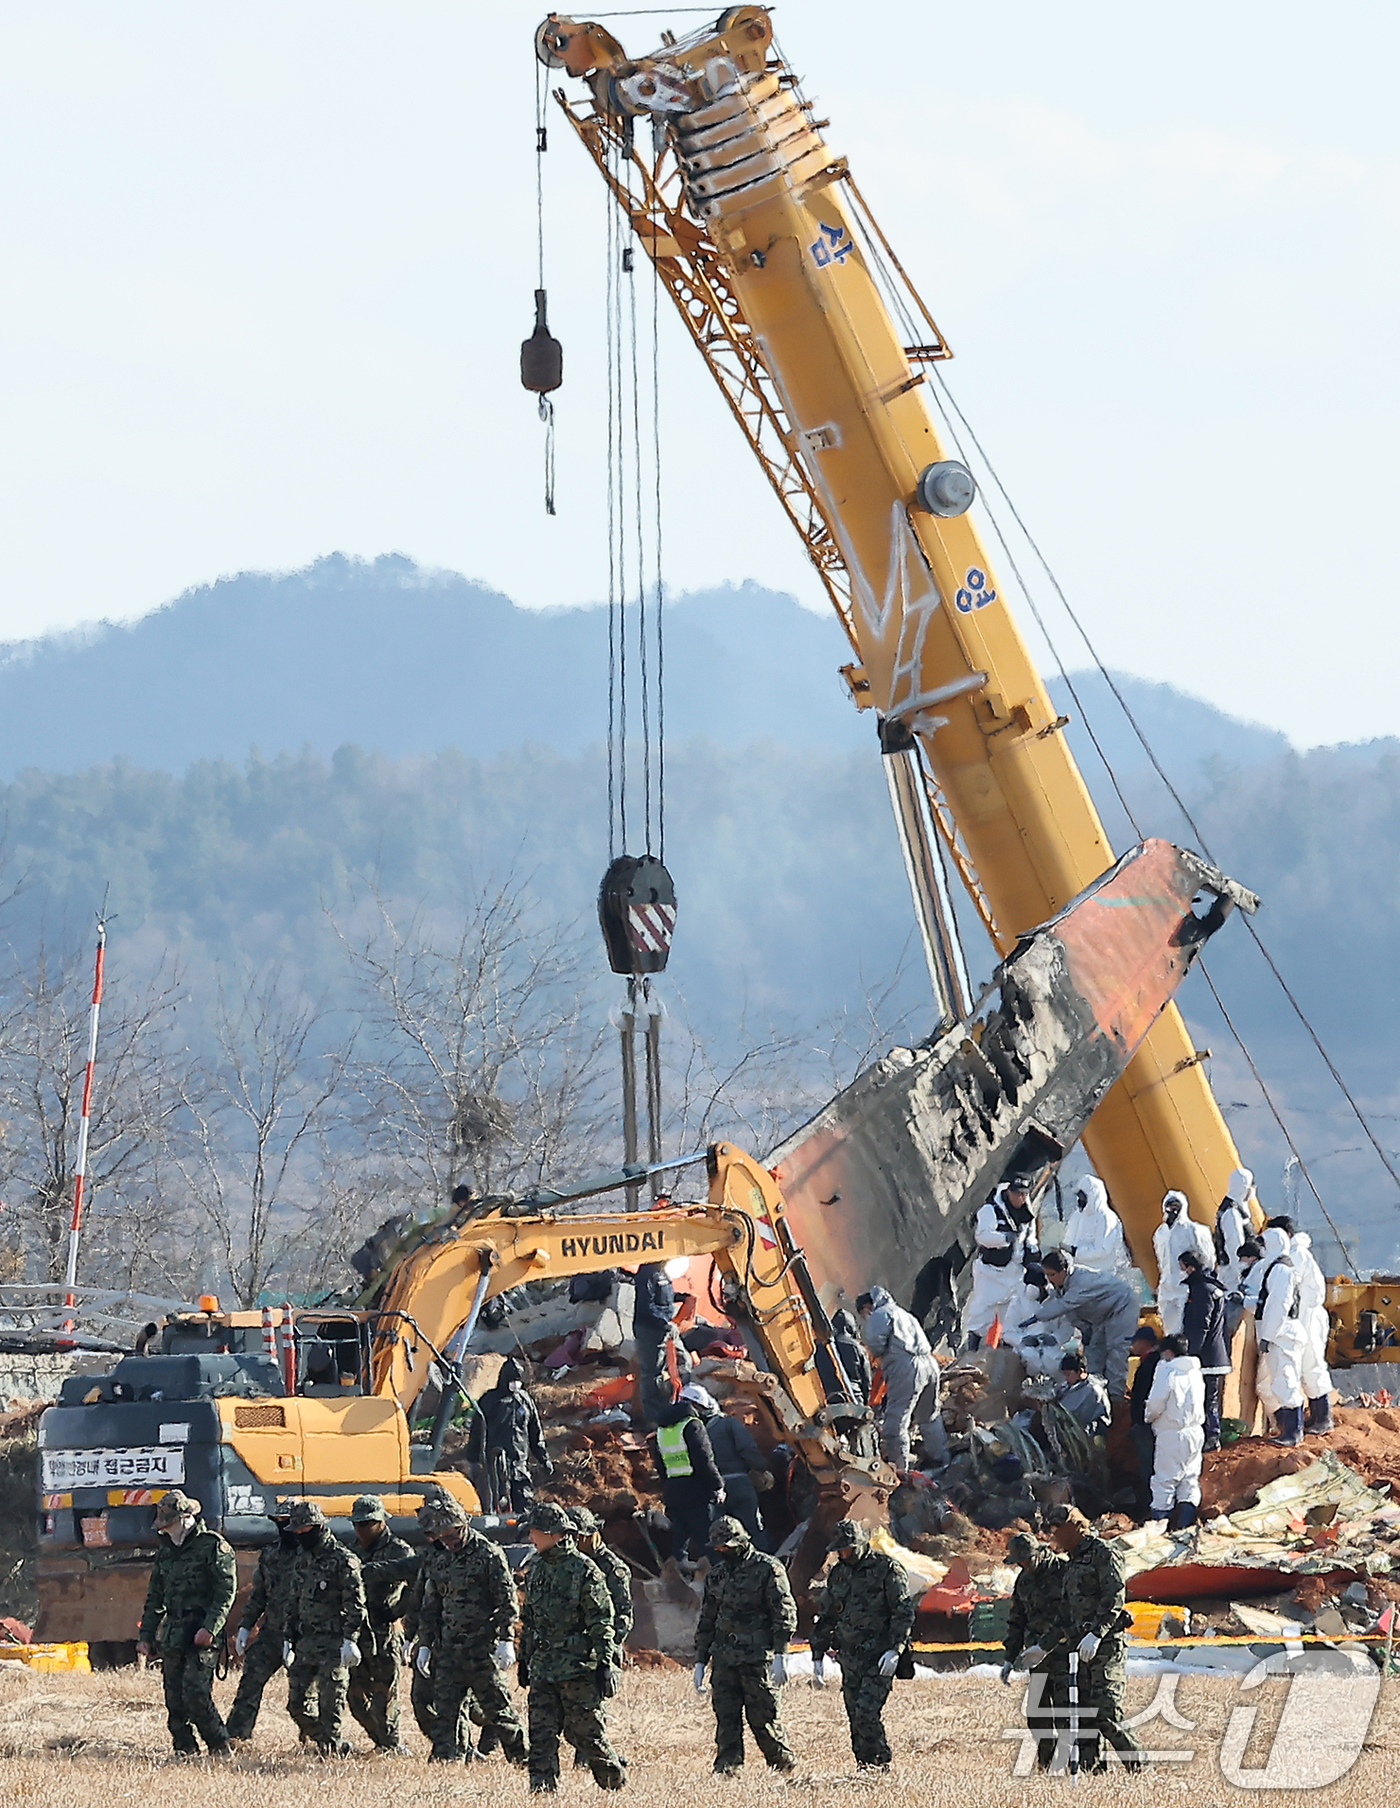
[679,1384,772,1550]
[1180,1250,1230,1450]
[815,1308,873,1406]
[633,1262,678,1424]
[1127,1324,1163,1520]
[466,1356,554,1514]
[651,1395,725,1567]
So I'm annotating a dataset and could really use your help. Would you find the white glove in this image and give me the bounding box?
[769,1653,788,1687]
[1076,1633,1101,1661]
[877,1649,899,1678]
[416,1645,432,1677]
[341,1639,361,1667]
[1017,1644,1046,1669]
[692,1662,708,1694]
[494,1641,516,1667]
[234,1627,250,1657]
[282,1641,294,1668]
[811,1657,827,1689]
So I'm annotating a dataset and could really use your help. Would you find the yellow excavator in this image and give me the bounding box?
[35,1142,893,1647]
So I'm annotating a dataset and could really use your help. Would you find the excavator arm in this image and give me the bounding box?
[369,1142,895,1521]
[541,8,1252,1274]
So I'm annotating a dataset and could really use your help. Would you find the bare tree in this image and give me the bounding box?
[0,934,193,1293]
[175,966,352,1307]
[336,879,611,1210]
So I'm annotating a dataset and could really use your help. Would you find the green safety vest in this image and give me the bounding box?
[658,1420,694,1479]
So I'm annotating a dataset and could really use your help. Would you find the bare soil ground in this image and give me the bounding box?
[1,1661,1398,1806]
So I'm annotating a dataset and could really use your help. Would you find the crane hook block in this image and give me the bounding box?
[915,459,975,518]
[599,855,677,975]
[521,288,563,394]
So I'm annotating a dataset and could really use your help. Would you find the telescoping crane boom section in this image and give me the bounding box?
[538,6,1247,1274]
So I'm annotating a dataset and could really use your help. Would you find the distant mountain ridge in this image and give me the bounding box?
[0,553,1353,782]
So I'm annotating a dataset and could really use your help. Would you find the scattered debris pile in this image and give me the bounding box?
[1115,1449,1400,1603]
[1201,1407,1400,1512]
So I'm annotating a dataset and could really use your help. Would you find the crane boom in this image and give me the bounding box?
[542,7,1247,1271]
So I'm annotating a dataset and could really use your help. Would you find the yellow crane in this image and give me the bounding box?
[539,6,1247,1276]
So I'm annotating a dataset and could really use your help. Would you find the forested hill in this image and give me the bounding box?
[0,556,1396,1270]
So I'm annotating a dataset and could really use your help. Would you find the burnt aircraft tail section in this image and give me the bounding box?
[770,840,1256,1339]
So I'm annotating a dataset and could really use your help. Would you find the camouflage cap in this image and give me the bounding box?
[826,1517,868,1552]
[351,1493,388,1524]
[1006,1532,1038,1563]
[269,1497,295,1522]
[153,1489,200,1524]
[528,1501,576,1535]
[418,1497,468,1535]
[567,1506,600,1534]
[709,1515,750,1548]
[284,1499,327,1532]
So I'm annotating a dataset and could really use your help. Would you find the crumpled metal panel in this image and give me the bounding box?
[770,838,1253,1337]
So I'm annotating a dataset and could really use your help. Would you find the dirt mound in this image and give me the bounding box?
[1200,1406,1400,1514]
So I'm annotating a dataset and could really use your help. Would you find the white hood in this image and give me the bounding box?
[1227,1166,1255,1204]
[1077,1176,1109,1214]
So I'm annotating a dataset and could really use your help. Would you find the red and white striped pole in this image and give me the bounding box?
[61,918,107,1329]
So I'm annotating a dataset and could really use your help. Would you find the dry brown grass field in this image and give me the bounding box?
[1,1662,1398,1807]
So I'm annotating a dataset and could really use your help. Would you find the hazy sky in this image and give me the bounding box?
[0,2,1395,746]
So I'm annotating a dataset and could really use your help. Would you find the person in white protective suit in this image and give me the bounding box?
[1213,1168,1254,1300]
[1152,1192,1215,1337]
[1144,1334,1205,1530]
[1248,1227,1308,1446]
[964,1175,1038,1348]
[1062,1176,1134,1280]
[856,1286,947,1472]
[1268,1216,1335,1435]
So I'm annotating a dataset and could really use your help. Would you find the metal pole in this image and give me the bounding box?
[643,979,663,1199]
[881,748,969,1028]
[61,917,107,1331]
[620,977,640,1210]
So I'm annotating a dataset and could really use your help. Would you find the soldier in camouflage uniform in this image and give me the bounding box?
[136,1489,238,1757]
[227,1499,299,1742]
[693,1514,797,1776]
[283,1499,367,1756]
[347,1494,415,1753]
[1044,1505,1143,1773]
[567,1507,633,1661]
[1001,1530,1068,1770]
[567,1507,633,1770]
[810,1518,914,1771]
[416,1495,528,1765]
[519,1500,627,1793]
